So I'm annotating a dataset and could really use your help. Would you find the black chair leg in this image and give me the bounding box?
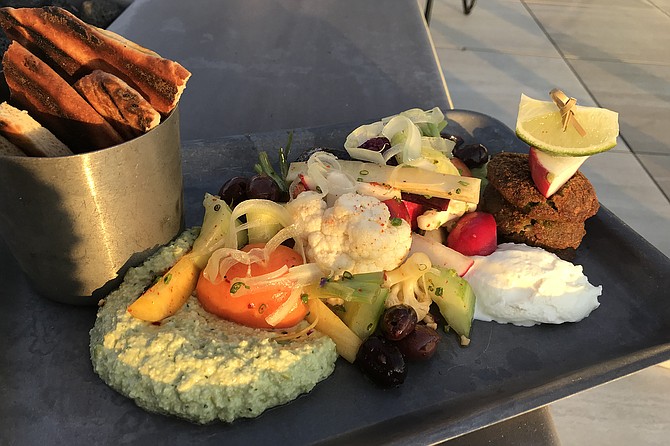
[463,0,477,15]
[425,0,477,25]
[425,0,434,25]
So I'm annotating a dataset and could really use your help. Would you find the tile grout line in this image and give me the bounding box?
[520,0,670,205]
[648,0,670,18]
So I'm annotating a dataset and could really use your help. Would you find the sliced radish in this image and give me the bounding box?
[529,147,589,198]
[449,157,473,177]
[447,212,497,256]
[409,232,474,277]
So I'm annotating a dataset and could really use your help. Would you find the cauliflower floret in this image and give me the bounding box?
[287,192,412,277]
[384,252,434,320]
[285,191,326,236]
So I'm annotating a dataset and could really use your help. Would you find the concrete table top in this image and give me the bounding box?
[108,0,452,140]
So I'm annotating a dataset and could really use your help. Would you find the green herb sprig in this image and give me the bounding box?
[254,131,294,192]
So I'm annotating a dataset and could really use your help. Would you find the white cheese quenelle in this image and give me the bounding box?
[464,243,601,327]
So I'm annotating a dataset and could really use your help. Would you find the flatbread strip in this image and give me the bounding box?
[0,6,191,115]
[2,41,124,152]
[0,101,72,157]
[75,70,161,140]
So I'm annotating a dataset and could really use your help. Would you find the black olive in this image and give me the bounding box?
[452,143,490,169]
[440,132,464,151]
[359,137,399,165]
[395,325,440,361]
[218,176,250,207]
[380,304,418,341]
[355,336,407,388]
[359,136,391,153]
[247,174,284,202]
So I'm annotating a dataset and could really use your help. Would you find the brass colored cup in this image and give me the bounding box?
[0,108,184,305]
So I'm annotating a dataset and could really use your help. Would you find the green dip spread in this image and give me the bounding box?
[90,229,337,424]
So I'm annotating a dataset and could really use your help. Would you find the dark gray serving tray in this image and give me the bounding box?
[2,110,669,445]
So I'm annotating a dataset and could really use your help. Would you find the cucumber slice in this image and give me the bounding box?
[338,287,389,341]
[308,271,389,341]
[425,267,476,345]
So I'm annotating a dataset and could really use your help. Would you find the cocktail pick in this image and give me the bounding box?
[550,88,587,136]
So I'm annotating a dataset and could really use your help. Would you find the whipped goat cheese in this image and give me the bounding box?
[464,243,601,327]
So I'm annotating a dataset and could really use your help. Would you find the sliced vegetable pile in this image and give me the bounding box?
[127,107,500,387]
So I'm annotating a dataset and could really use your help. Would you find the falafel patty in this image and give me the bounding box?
[483,186,586,250]
[481,152,599,256]
[486,152,599,222]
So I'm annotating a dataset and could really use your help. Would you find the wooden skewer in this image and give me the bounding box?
[550,88,587,136]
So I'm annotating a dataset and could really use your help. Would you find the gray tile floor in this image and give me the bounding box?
[427,0,670,444]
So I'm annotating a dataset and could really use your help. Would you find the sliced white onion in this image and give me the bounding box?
[233,263,323,293]
[264,224,302,259]
[218,199,292,250]
[230,265,289,288]
[272,317,319,342]
[344,121,387,164]
[265,287,303,327]
[344,121,384,149]
[280,263,324,285]
[382,115,422,162]
[203,246,266,283]
[324,170,356,207]
[396,107,445,126]
[305,152,358,204]
[382,144,403,163]
[422,136,455,154]
[306,152,338,197]
[345,147,386,165]
[403,157,439,172]
[231,199,293,227]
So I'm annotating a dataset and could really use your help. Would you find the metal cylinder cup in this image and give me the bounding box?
[0,108,184,305]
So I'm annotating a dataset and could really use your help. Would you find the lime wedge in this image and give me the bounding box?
[515,93,619,156]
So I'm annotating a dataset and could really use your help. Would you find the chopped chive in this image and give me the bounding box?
[230,282,248,294]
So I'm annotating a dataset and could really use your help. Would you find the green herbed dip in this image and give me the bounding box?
[90,229,337,424]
